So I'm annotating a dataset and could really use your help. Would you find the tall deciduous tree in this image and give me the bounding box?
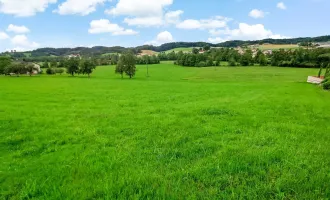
[116,52,136,79]
[79,59,97,78]
[66,58,79,76]
[204,45,211,51]
[115,59,125,79]
[50,61,58,68]
[0,56,12,75]
[25,63,37,76]
[43,62,49,69]
[192,48,199,54]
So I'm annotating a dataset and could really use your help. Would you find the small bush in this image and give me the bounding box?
[46,68,56,75]
[229,59,236,67]
[206,59,214,67]
[196,61,206,67]
[322,78,330,90]
[55,68,65,75]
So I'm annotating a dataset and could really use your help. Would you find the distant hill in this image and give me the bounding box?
[2,35,330,58]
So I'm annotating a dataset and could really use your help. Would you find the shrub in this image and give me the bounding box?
[206,59,214,67]
[229,59,236,67]
[55,68,65,75]
[322,78,330,90]
[196,61,206,67]
[46,68,56,75]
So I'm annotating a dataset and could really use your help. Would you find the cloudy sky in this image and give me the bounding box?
[0,0,329,52]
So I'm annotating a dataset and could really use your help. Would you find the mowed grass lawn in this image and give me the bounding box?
[0,63,330,199]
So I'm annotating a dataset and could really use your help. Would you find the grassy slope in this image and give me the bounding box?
[101,52,119,57]
[0,63,330,199]
[164,47,194,53]
[259,44,299,50]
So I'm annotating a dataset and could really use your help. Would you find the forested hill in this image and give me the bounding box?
[3,35,330,57]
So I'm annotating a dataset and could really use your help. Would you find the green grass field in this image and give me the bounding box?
[258,44,300,50]
[165,47,194,53]
[1,63,330,199]
[101,52,119,57]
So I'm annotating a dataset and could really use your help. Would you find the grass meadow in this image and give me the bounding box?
[164,47,194,53]
[0,62,330,199]
[258,44,299,50]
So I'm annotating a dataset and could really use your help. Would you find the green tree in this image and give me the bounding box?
[50,61,58,68]
[25,63,37,76]
[204,45,211,51]
[192,48,199,54]
[259,53,268,66]
[240,50,253,66]
[42,62,49,69]
[9,63,25,77]
[229,57,236,66]
[58,61,65,68]
[124,52,136,79]
[55,68,65,75]
[0,56,12,75]
[66,58,80,76]
[115,59,125,79]
[116,52,136,79]
[79,59,97,78]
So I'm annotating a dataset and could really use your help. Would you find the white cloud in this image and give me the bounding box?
[277,2,287,10]
[165,10,184,24]
[54,0,106,16]
[208,23,289,43]
[11,35,40,50]
[88,19,138,35]
[0,31,9,40]
[105,0,173,26]
[207,37,225,43]
[106,0,172,16]
[7,24,30,34]
[0,0,57,17]
[145,31,174,45]
[249,9,265,19]
[124,16,163,27]
[176,16,231,30]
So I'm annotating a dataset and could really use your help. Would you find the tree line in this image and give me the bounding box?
[0,56,97,77]
[2,35,329,58]
[172,47,330,68]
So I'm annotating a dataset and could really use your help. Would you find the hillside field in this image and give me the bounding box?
[164,47,194,53]
[0,63,330,199]
[258,44,299,50]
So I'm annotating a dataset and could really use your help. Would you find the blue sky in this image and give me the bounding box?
[0,0,329,52]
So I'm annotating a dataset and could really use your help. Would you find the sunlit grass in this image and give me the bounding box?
[0,63,329,199]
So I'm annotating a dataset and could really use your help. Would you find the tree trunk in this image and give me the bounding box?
[71,72,74,76]
[88,73,90,78]
[121,73,123,79]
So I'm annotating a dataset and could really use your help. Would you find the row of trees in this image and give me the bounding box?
[173,47,330,68]
[0,56,97,77]
[0,57,39,76]
[136,55,160,65]
[62,58,97,77]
